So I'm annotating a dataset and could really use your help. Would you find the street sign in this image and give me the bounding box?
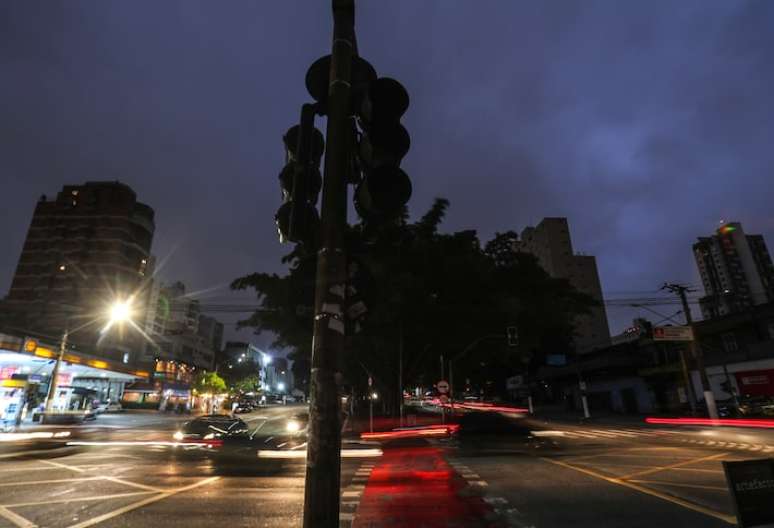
[437,380,449,394]
[723,459,774,527]
[653,326,694,342]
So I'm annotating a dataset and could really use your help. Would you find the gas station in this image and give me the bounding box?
[0,332,150,429]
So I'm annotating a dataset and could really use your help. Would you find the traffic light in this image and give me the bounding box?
[354,77,412,222]
[275,104,324,246]
[507,326,519,347]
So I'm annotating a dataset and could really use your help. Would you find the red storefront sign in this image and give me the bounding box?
[0,366,18,380]
[735,369,774,396]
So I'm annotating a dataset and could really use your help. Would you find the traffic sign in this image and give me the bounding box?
[437,380,449,394]
[653,326,694,342]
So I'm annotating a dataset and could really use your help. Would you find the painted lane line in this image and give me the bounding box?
[541,458,735,525]
[628,479,728,491]
[468,480,488,487]
[339,513,355,521]
[599,429,642,437]
[342,490,362,498]
[39,459,85,473]
[341,501,359,507]
[483,497,508,505]
[0,505,36,528]
[3,491,154,508]
[104,477,166,493]
[65,476,220,528]
[617,452,728,480]
[0,476,104,487]
[461,473,481,480]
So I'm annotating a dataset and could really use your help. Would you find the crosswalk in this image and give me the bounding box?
[531,427,672,440]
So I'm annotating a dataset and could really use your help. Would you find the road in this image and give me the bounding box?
[2,407,772,527]
[0,404,374,528]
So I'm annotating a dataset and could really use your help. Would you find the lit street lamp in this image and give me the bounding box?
[44,298,134,417]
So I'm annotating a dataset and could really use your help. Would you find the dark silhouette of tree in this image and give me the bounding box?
[231,198,596,405]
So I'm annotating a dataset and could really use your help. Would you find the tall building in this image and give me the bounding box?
[518,217,611,353]
[198,315,224,354]
[693,222,774,319]
[3,181,155,365]
[146,282,215,371]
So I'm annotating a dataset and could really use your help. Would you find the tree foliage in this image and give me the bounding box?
[194,371,227,394]
[231,198,597,406]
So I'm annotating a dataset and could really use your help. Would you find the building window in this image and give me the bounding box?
[721,333,738,353]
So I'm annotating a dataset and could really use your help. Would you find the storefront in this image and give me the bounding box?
[0,334,150,420]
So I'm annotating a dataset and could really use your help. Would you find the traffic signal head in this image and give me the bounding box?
[354,76,411,223]
[283,124,325,165]
[354,166,412,220]
[275,105,325,246]
[305,55,377,113]
[359,77,409,124]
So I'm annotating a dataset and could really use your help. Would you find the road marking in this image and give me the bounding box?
[618,452,728,480]
[3,491,154,508]
[0,449,69,460]
[569,452,707,461]
[65,476,220,528]
[0,505,36,528]
[468,480,488,487]
[591,429,638,437]
[39,459,86,473]
[541,458,735,525]
[342,490,362,498]
[483,497,508,505]
[104,477,165,493]
[339,512,355,521]
[629,479,728,491]
[0,476,104,487]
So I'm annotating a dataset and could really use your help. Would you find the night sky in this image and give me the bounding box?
[2,1,774,350]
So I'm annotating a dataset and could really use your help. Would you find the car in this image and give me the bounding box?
[105,401,123,412]
[233,402,253,414]
[284,412,309,437]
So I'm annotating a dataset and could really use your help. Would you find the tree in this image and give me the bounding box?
[194,371,226,394]
[232,198,597,408]
[233,374,262,395]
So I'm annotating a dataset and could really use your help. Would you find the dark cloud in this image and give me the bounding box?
[2,0,774,343]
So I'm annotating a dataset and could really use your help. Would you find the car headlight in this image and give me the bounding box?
[203,433,215,440]
[173,431,184,441]
[286,420,301,433]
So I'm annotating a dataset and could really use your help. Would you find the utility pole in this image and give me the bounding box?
[303,1,354,526]
[44,325,69,416]
[663,283,718,419]
[398,321,404,427]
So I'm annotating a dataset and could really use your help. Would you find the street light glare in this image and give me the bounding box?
[109,300,132,323]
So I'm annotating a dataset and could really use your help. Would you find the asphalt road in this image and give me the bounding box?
[437,416,767,527]
[3,408,772,527]
[0,404,374,528]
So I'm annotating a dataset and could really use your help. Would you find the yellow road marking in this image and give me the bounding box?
[542,458,735,525]
[629,479,728,492]
[619,452,728,480]
[568,452,709,461]
[0,505,36,528]
[2,491,153,508]
[65,476,221,528]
